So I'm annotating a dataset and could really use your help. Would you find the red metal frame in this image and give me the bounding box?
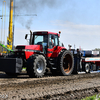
[47,46,66,58]
[82,57,100,67]
[33,31,60,37]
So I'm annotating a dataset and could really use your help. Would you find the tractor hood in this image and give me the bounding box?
[15,45,43,59]
[16,45,42,51]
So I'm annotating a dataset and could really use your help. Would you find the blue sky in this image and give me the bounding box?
[0,0,100,50]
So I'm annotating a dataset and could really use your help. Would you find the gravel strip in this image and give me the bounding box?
[0,72,99,100]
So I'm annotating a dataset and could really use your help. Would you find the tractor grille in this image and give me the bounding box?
[15,46,26,58]
[16,46,25,49]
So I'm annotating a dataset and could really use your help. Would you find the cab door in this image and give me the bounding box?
[47,34,59,58]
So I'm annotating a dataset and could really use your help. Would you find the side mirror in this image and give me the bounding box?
[62,43,64,47]
[25,34,28,39]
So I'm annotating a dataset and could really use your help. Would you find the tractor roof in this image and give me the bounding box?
[33,31,60,37]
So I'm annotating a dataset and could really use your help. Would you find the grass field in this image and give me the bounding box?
[81,94,100,100]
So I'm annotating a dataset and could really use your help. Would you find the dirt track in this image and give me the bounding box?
[0,72,100,100]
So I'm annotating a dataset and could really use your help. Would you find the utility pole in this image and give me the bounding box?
[3,0,6,45]
[7,0,14,50]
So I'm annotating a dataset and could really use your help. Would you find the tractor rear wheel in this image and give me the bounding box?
[27,54,46,78]
[58,50,74,76]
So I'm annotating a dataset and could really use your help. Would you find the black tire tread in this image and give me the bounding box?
[57,50,74,76]
[27,54,46,78]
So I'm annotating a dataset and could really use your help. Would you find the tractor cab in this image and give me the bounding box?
[25,31,64,58]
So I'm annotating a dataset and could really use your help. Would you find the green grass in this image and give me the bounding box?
[81,94,100,100]
[22,67,26,71]
[22,67,26,70]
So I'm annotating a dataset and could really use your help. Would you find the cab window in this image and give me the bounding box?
[49,34,55,48]
[33,35,48,45]
[55,35,58,46]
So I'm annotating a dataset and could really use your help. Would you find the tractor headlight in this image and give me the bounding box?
[15,49,18,51]
[22,49,26,52]
[15,49,26,52]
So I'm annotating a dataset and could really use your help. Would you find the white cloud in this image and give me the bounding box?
[52,20,100,35]
[51,20,100,50]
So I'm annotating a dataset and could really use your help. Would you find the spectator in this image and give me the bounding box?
[77,49,82,72]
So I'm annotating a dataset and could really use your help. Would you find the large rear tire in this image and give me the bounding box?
[58,50,74,76]
[27,54,46,78]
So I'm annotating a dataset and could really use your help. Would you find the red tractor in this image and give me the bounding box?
[0,31,74,78]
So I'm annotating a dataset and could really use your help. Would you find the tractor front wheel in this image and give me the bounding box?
[27,54,46,78]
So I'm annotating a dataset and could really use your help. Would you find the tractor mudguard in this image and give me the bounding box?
[0,58,23,73]
[51,46,66,58]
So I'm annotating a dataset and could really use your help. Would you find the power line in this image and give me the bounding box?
[0,14,37,17]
